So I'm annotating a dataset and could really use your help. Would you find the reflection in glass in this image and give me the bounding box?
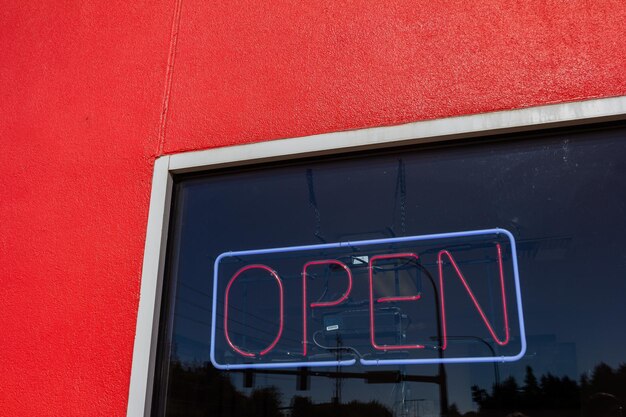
[154,124,626,417]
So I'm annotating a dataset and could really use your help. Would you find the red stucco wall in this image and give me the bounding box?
[1,1,625,416]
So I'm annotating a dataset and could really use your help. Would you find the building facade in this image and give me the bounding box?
[2,2,626,416]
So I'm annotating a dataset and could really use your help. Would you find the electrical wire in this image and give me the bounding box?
[311,331,363,359]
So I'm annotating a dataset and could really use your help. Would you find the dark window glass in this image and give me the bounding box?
[154,123,626,417]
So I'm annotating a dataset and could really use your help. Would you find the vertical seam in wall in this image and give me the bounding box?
[157,0,184,156]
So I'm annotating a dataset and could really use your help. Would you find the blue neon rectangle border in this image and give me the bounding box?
[210,227,527,370]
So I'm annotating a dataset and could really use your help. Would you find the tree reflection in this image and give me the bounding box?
[456,363,626,417]
[164,360,392,417]
[163,360,625,417]
[290,396,391,417]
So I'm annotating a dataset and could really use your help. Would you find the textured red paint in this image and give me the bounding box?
[1,0,626,416]
[164,0,626,153]
[0,1,172,416]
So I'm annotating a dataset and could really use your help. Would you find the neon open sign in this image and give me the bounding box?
[210,228,526,370]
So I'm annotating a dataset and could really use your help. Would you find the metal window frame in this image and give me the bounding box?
[126,95,626,417]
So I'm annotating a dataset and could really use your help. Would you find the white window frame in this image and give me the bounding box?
[126,95,626,417]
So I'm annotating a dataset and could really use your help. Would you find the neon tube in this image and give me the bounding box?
[369,253,425,351]
[302,259,353,356]
[211,228,526,369]
[437,243,509,350]
[377,295,421,303]
[224,264,284,357]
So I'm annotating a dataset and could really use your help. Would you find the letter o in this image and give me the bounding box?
[224,264,284,357]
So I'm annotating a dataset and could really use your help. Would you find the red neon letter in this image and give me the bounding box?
[369,253,425,351]
[437,243,509,350]
[302,260,353,355]
[224,264,284,357]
